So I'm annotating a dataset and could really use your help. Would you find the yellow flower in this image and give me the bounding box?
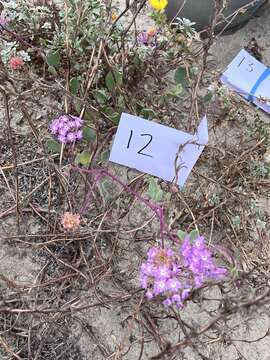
[149,0,168,11]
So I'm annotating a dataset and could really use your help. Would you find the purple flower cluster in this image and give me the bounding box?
[137,30,157,47]
[49,115,83,144]
[138,31,149,45]
[140,235,226,308]
[182,236,227,288]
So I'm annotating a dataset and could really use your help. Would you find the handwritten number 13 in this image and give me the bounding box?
[127,130,153,157]
[237,56,254,72]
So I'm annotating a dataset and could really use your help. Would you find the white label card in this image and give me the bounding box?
[109,113,208,187]
[221,49,270,113]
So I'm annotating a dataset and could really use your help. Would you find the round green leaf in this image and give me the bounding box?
[83,127,96,142]
[46,139,61,153]
[70,77,80,95]
[167,84,183,97]
[93,89,108,104]
[48,66,57,75]
[147,179,163,201]
[76,150,91,167]
[105,70,123,91]
[46,51,61,67]
[189,229,199,240]
[177,230,187,240]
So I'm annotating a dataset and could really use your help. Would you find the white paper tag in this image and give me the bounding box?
[109,113,208,187]
[221,49,270,113]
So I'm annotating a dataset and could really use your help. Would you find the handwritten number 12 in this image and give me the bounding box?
[127,130,153,157]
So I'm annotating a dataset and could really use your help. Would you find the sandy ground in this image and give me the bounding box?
[0,2,269,360]
[76,6,270,360]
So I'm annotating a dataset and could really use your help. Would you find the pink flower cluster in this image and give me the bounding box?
[140,235,227,308]
[49,115,83,144]
[9,56,24,70]
[61,212,80,231]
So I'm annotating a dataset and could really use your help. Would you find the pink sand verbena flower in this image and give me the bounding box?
[61,212,80,231]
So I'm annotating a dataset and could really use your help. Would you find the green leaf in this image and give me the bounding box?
[155,190,163,202]
[70,77,80,95]
[102,106,114,115]
[148,179,157,199]
[140,108,156,119]
[84,109,95,121]
[102,106,120,124]
[203,92,213,103]
[109,112,120,124]
[76,150,91,167]
[132,55,141,68]
[174,66,188,88]
[83,127,96,142]
[46,139,61,154]
[46,51,61,67]
[93,89,108,104]
[48,66,57,75]
[105,69,123,91]
[117,95,125,109]
[136,103,144,113]
[100,150,109,162]
[148,179,163,202]
[177,230,187,240]
[189,229,199,241]
[167,84,183,97]
[189,66,198,77]
[105,72,115,91]
[74,102,82,114]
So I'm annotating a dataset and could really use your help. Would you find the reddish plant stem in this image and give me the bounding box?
[73,166,166,246]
